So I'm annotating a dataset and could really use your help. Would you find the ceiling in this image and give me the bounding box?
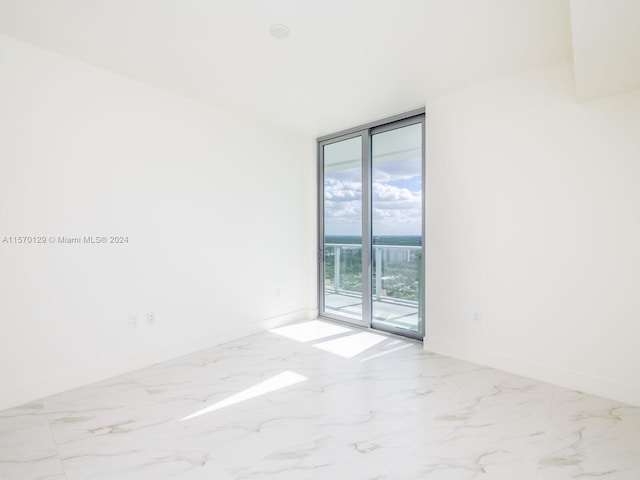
[0,1,634,136]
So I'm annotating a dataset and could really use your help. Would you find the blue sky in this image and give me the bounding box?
[324,155,422,236]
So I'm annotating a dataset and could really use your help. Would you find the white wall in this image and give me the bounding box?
[425,62,640,406]
[0,34,314,411]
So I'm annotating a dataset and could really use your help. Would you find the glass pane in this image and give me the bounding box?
[323,137,363,323]
[371,123,423,333]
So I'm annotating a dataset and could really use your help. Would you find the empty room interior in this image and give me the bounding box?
[1,1,640,479]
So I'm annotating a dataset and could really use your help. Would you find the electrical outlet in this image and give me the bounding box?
[473,312,481,323]
[129,315,138,329]
[147,312,155,325]
[275,287,281,298]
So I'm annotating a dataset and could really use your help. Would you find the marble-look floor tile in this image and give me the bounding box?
[386,376,555,480]
[1,320,639,480]
[537,392,640,480]
[43,377,153,415]
[60,447,232,480]
[0,402,66,480]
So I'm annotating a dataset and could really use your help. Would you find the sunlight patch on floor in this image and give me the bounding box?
[269,320,352,343]
[180,371,307,421]
[313,331,386,359]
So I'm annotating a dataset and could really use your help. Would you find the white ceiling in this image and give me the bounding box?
[0,0,624,136]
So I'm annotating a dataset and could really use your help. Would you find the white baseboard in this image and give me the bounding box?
[0,308,315,412]
[424,336,640,407]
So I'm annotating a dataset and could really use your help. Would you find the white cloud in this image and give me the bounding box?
[324,177,421,235]
[324,179,362,202]
[372,182,418,203]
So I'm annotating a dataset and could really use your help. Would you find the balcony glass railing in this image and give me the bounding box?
[323,243,421,307]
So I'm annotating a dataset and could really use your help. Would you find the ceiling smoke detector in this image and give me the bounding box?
[269,24,290,39]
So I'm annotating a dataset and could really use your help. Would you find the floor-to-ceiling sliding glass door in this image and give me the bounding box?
[319,111,425,340]
[370,119,424,337]
[319,133,368,327]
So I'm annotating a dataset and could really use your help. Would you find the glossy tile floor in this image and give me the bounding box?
[1,320,639,480]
